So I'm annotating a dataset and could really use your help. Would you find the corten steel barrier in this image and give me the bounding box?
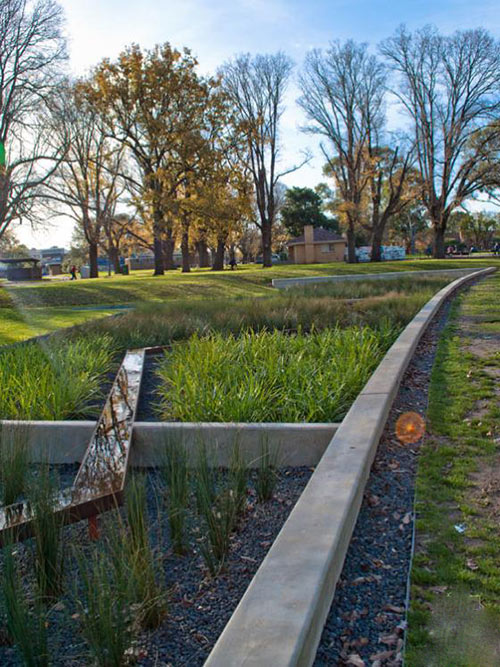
[0,347,149,545]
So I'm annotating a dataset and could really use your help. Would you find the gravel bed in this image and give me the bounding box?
[0,466,312,666]
[313,289,467,667]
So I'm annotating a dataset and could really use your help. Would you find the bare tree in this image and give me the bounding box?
[365,144,415,261]
[380,25,500,258]
[102,212,131,273]
[46,84,124,277]
[299,41,385,262]
[221,52,302,267]
[0,0,67,240]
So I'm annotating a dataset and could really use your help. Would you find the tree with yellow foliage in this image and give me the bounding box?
[86,43,211,275]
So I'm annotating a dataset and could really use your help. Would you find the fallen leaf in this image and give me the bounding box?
[466,558,479,571]
[430,585,448,594]
[383,604,405,614]
[346,653,365,666]
[402,512,411,525]
[379,634,398,646]
[370,650,394,661]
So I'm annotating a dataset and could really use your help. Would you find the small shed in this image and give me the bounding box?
[0,257,42,281]
[287,226,346,264]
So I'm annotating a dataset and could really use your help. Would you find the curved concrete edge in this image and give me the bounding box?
[0,421,339,468]
[272,267,481,289]
[205,266,496,667]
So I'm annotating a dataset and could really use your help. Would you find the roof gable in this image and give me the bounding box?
[288,227,345,245]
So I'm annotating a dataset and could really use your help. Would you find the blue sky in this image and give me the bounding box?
[20,0,500,247]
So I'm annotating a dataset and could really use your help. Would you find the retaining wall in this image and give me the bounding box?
[205,266,496,667]
[272,267,481,289]
[0,421,339,468]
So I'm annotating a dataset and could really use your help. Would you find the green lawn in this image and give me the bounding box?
[407,271,500,665]
[1,257,499,345]
[0,306,120,345]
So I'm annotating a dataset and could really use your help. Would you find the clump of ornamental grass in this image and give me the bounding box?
[29,466,65,601]
[2,548,49,666]
[76,547,133,667]
[0,422,30,506]
[194,443,248,576]
[287,275,450,300]
[123,474,167,629]
[155,326,400,423]
[161,438,190,555]
[229,441,248,516]
[0,335,115,420]
[255,439,281,503]
[77,278,440,352]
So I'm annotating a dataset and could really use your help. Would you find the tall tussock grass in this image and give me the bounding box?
[155,325,399,422]
[76,548,134,667]
[162,438,190,555]
[0,335,115,420]
[123,475,167,629]
[287,275,450,300]
[255,439,281,502]
[0,422,30,505]
[29,467,65,601]
[193,443,250,575]
[75,279,443,352]
[1,548,49,666]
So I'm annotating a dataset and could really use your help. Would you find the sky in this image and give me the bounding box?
[17,0,500,248]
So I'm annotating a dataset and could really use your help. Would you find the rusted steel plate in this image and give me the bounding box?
[0,348,146,544]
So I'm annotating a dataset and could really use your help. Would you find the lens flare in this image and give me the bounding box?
[395,411,425,444]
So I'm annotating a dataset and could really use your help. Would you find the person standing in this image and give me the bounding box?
[70,265,77,280]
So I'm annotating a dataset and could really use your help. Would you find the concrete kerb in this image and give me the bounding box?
[205,266,496,667]
[0,421,339,468]
[271,267,482,290]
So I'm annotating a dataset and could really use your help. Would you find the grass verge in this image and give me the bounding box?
[407,272,500,665]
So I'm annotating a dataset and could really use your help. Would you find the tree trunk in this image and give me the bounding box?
[181,227,190,273]
[262,222,272,267]
[196,240,211,268]
[370,225,384,262]
[346,225,356,263]
[410,225,416,255]
[212,238,225,271]
[162,235,175,270]
[433,225,446,259]
[89,242,99,278]
[153,232,164,275]
[108,245,121,273]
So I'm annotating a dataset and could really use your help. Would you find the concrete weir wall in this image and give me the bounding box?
[205,267,496,667]
[0,421,339,468]
[272,266,481,290]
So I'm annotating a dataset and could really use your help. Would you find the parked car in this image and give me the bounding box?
[255,253,281,264]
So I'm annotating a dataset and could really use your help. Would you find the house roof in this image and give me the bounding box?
[0,257,40,264]
[288,227,345,246]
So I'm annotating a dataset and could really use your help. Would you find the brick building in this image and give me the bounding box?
[287,225,346,264]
